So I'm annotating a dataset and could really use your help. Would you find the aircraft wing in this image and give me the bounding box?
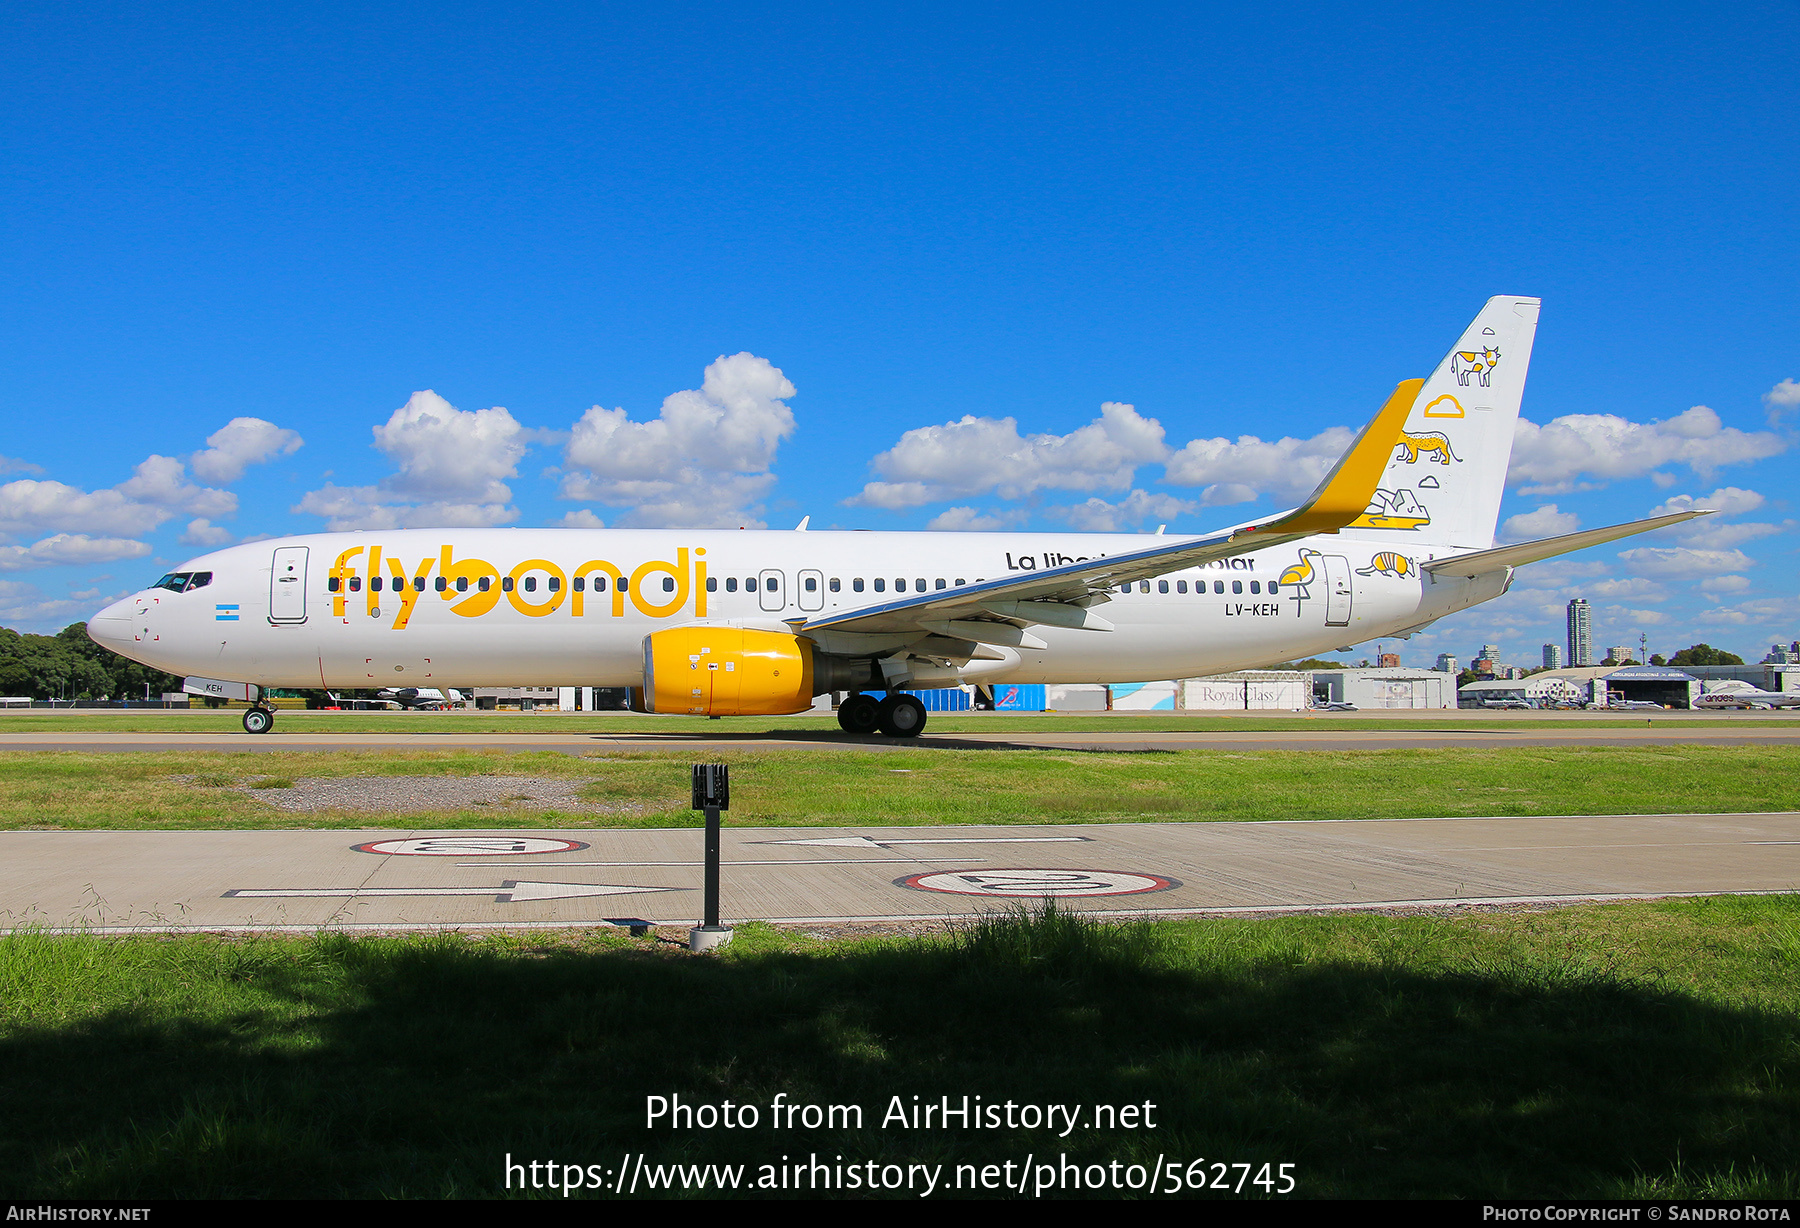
[1421,511,1713,578]
[797,379,1423,641]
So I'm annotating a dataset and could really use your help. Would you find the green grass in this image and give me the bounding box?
[2,709,1795,734]
[3,898,1798,1198]
[0,745,1795,830]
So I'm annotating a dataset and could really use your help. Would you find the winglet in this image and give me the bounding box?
[1242,378,1423,536]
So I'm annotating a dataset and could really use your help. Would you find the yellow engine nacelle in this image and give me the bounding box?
[640,627,815,716]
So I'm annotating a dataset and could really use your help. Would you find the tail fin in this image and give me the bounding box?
[1344,296,1540,550]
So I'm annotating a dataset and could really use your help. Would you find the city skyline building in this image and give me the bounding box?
[1543,644,1564,670]
[1567,599,1594,667]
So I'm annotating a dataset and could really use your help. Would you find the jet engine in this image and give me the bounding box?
[636,627,818,716]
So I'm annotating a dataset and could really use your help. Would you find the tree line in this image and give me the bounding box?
[0,623,184,701]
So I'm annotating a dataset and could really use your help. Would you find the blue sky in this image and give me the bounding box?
[2,2,1795,667]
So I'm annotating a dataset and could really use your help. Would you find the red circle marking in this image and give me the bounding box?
[894,868,1180,898]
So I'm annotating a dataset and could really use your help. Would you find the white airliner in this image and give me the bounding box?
[89,297,1710,737]
[1692,680,1800,710]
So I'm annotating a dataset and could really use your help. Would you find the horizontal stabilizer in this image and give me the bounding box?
[1422,511,1712,577]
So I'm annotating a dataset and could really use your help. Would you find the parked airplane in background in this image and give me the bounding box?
[89,297,1711,737]
[324,687,466,710]
[1692,680,1800,710]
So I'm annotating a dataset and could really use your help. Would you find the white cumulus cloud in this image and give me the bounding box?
[1051,490,1199,533]
[561,353,797,528]
[851,402,1168,510]
[181,520,236,547]
[294,391,527,530]
[1163,426,1356,505]
[118,456,237,520]
[1509,407,1785,495]
[190,418,304,484]
[1765,378,1800,425]
[0,535,154,572]
[925,507,1027,532]
[1615,546,1756,577]
[1501,504,1580,542]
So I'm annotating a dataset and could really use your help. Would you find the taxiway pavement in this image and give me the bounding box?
[5,811,1796,933]
[3,724,1799,753]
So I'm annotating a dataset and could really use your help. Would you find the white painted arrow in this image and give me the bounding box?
[754,835,1090,850]
[224,881,675,903]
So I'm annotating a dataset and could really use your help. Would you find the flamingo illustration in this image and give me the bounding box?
[1278,549,1321,617]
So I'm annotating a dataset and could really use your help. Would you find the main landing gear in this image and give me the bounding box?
[242,706,275,735]
[836,692,928,738]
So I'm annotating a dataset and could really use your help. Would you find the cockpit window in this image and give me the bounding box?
[151,571,213,593]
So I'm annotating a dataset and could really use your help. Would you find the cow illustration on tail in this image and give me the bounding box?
[1451,346,1501,386]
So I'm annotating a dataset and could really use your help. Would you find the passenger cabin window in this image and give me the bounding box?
[916,578,926,590]
[1232,580,1242,594]
[874,579,885,592]
[1268,582,1279,594]
[457,577,469,592]
[1177,580,1187,593]
[349,577,361,592]
[501,577,514,592]
[479,576,492,592]
[433,576,445,592]
[662,577,675,592]
[706,577,717,592]
[371,577,384,592]
[523,576,537,592]
[1214,580,1225,594]
[829,578,841,592]
[328,577,340,592]
[1139,581,1150,593]
[895,579,906,592]
[548,576,561,592]
[853,579,864,592]
[1158,580,1168,593]
[804,576,817,592]
[414,576,426,592]
[1249,581,1260,594]
[726,577,737,592]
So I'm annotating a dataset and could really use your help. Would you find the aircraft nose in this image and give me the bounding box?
[87,597,138,650]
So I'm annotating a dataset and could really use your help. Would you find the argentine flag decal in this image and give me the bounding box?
[215,604,240,622]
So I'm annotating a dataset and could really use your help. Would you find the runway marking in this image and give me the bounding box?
[896,868,1180,898]
[223,881,677,902]
[456,858,989,867]
[352,837,591,856]
[754,835,1092,850]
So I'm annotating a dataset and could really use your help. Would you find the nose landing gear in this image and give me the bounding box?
[242,706,275,735]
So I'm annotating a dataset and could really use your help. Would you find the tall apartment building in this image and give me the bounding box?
[1435,653,1460,674]
[1543,644,1564,670]
[1606,646,1635,665]
[1567,599,1594,666]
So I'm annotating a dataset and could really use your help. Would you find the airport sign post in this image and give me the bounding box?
[690,764,733,952]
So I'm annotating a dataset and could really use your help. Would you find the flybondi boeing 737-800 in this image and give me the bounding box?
[88,297,1711,737]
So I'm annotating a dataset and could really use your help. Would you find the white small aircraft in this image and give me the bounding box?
[90,297,1711,736]
[1692,680,1800,710]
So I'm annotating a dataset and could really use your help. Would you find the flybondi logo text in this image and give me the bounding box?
[327,545,711,629]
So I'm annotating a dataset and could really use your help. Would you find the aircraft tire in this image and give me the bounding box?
[876,694,927,738]
[242,707,274,735]
[837,693,881,734]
